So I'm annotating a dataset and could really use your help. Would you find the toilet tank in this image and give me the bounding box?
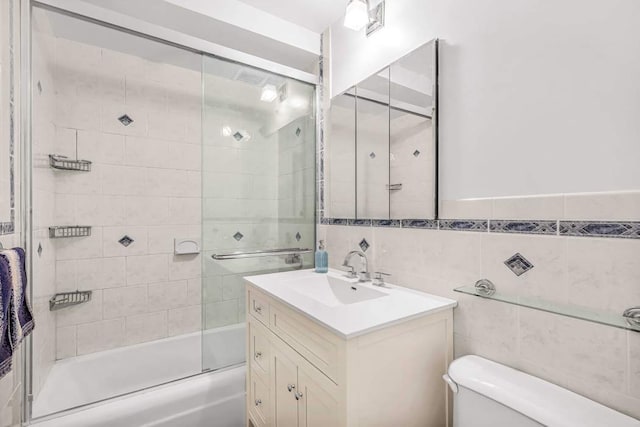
[446,355,640,427]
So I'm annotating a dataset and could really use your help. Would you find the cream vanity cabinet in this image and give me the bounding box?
[245,279,455,427]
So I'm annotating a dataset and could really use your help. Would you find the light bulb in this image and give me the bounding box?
[260,84,278,102]
[344,0,368,31]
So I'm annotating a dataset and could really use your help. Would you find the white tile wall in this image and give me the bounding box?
[441,190,640,221]
[319,216,640,419]
[46,37,203,358]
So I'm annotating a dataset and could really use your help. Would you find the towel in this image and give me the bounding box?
[0,247,34,379]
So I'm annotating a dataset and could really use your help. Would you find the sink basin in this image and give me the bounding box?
[283,274,388,307]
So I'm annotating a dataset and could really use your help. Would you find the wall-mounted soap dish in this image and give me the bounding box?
[49,154,92,172]
[174,238,200,255]
[49,226,92,238]
[49,290,92,311]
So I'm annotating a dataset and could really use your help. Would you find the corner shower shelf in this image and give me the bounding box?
[454,281,640,333]
[49,154,92,172]
[49,226,92,239]
[49,290,92,311]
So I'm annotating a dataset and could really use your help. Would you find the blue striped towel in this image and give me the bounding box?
[0,247,34,379]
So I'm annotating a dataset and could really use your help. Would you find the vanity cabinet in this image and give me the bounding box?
[246,284,454,427]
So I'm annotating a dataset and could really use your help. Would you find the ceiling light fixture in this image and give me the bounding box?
[260,84,278,102]
[343,0,385,36]
[344,0,368,31]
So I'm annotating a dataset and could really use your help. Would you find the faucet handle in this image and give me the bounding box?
[373,271,391,286]
[342,264,357,279]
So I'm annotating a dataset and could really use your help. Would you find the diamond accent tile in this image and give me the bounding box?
[369,152,376,159]
[118,235,134,247]
[233,131,244,141]
[359,238,370,252]
[295,232,301,241]
[504,253,534,276]
[413,150,421,157]
[118,114,134,126]
[233,232,244,241]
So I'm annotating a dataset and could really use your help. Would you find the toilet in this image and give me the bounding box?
[445,355,640,427]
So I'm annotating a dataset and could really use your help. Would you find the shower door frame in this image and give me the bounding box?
[20,0,320,423]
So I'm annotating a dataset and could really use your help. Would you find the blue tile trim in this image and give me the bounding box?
[490,220,557,235]
[402,219,438,229]
[321,218,640,239]
[439,219,487,232]
[348,219,372,227]
[328,218,349,226]
[372,219,401,228]
[559,221,640,239]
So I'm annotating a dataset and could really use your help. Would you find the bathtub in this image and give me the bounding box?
[32,323,246,427]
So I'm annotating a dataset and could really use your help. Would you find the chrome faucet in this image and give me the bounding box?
[342,250,370,282]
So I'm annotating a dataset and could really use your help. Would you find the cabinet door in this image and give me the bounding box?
[273,346,299,427]
[297,368,339,427]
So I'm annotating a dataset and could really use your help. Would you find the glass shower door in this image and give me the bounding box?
[201,56,316,371]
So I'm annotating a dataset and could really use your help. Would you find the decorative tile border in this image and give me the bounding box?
[559,221,640,239]
[320,217,640,239]
[439,219,488,232]
[401,219,438,229]
[348,219,372,227]
[490,220,557,235]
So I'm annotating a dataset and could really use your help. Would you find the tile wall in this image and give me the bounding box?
[318,191,640,419]
[41,36,203,358]
[0,1,22,424]
[201,78,316,333]
[29,20,57,401]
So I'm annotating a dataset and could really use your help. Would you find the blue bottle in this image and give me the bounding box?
[315,240,328,273]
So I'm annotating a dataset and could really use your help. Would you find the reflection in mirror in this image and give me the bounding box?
[327,88,356,219]
[357,68,390,219]
[389,41,436,219]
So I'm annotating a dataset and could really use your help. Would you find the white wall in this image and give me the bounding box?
[329,0,640,199]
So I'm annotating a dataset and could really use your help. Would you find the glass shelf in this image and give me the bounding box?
[454,285,640,333]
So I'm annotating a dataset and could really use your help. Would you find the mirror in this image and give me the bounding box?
[325,39,438,221]
[326,88,356,219]
[0,0,15,235]
[357,68,390,219]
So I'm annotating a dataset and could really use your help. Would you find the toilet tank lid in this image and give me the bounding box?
[448,355,640,427]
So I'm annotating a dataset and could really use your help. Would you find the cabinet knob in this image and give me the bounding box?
[294,391,304,401]
[254,305,263,314]
[255,351,262,358]
[255,399,262,406]
[287,384,295,392]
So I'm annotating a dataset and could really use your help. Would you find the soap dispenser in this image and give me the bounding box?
[315,240,328,273]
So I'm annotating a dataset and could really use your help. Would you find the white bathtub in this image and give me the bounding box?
[32,323,246,426]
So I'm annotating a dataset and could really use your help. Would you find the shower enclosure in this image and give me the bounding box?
[26,3,316,422]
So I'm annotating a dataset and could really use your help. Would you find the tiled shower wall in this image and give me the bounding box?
[29,21,57,400]
[201,89,315,331]
[318,191,640,419]
[40,36,203,358]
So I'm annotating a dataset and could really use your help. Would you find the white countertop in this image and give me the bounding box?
[244,268,457,339]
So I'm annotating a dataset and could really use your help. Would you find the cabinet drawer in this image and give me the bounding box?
[248,287,270,326]
[270,304,341,383]
[249,369,270,427]
[249,319,270,377]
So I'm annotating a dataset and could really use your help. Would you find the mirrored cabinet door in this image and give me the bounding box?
[389,41,437,219]
[327,89,356,219]
[356,68,390,219]
[324,39,438,222]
